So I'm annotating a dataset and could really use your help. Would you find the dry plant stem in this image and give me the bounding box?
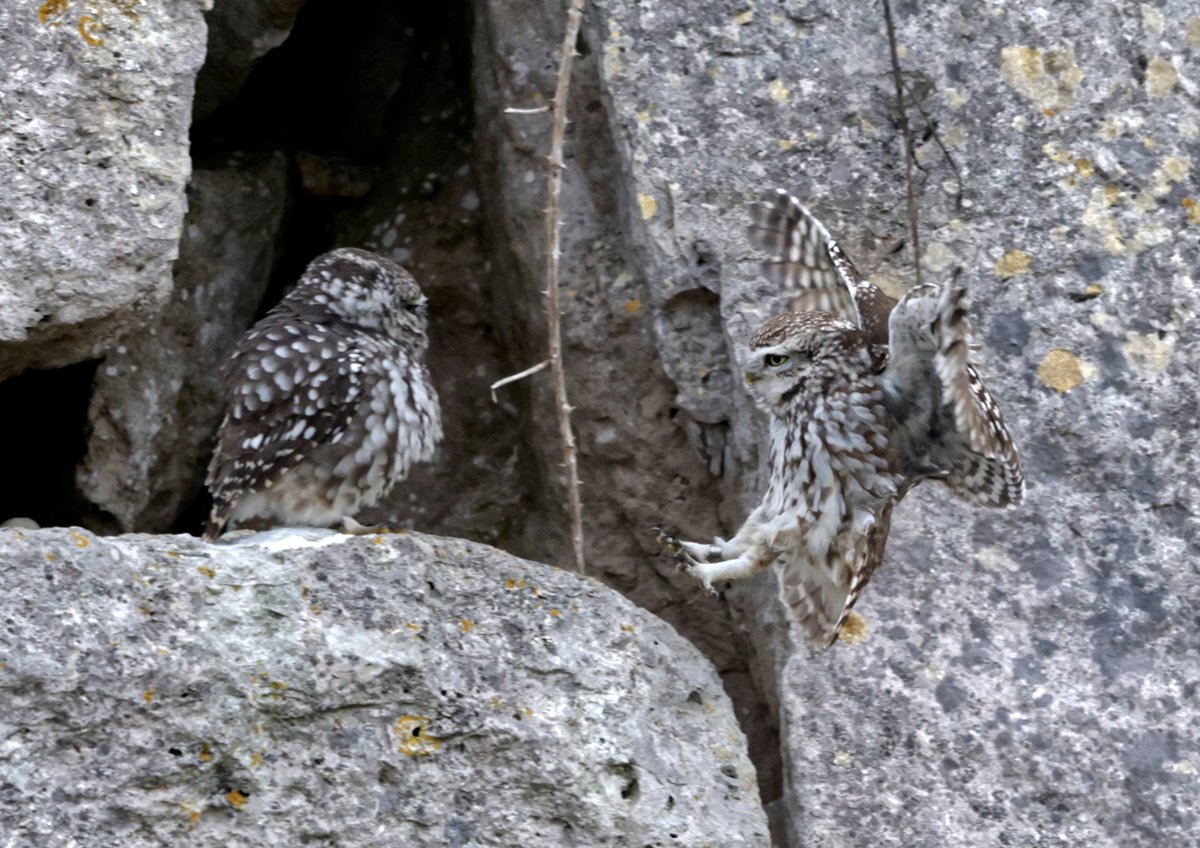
[882,0,922,286]
[545,0,588,574]
[489,360,549,402]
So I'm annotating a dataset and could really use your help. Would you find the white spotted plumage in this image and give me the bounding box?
[656,189,1023,646]
[203,247,442,540]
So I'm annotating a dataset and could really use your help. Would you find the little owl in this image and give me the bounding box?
[657,189,1023,646]
[203,247,442,540]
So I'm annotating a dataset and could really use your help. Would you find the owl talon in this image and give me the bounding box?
[651,526,684,556]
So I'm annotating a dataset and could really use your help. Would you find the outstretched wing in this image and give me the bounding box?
[886,282,1024,507]
[777,502,894,647]
[748,188,900,345]
[747,189,863,326]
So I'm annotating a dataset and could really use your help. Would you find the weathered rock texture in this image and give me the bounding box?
[0,0,209,379]
[475,0,1200,844]
[77,154,288,533]
[193,0,307,122]
[0,526,769,847]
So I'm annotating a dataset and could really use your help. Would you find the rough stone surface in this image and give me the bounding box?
[471,0,786,825]
[193,0,306,122]
[573,0,1200,845]
[0,526,769,847]
[0,0,210,379]
[76,154,288,534]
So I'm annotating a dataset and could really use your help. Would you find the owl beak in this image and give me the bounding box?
[743,371,758,385]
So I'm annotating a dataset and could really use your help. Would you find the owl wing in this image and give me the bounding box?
[204,316,367,539]
[886,283,1025,507]
[778,502,894,647]
[932,285,1024,506]
[747,189,863,326]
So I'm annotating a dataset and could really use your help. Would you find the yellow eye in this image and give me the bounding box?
[764,353,789,367]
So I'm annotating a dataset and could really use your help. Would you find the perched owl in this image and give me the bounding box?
[203,248,442,541]
[656,190,1022,646]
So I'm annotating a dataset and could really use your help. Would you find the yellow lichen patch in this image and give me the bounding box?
[1082,186,1125,255]
[1184,197,1200,224]
[1122,331,1174,376]
[394,716,442,757]
[1084,283,1104,298]
[619,624,635,633]
[994,249,1032,279]
[1142,136,1159,151]
[1037,349,1085,393]
[777,138,796,151]
[999,45,1083,113]
[637,194,657,220]
[226,790,248,809]
[70,531,90,548]
[1141,3,1164,35]
[624,298,642,315]
[1189,16,1200,48]
[523,706,534,717]
[1145,56,1178,98]
[250,752,263,767]
[459,618,474,634]
[635,110,652,125]
[142,688,156,703]
[549,608,562,618]
[839,612,868,645]
[197,565,215,579]
[78,15,104,45]
[945,87,969,108]
[38,0,69,24]
[833,750,854,766]
[489,695,502,709]
[1043,143,1071,164]
[504,578,518,590]
[1075,158,1094,178]
[1098,119,1123,141]
[733,9,753,25]
[45,553,54,562]
[188,810,200,827]
[199,742,213,763]
[1160,156,1190,184]
[768,79,790,104]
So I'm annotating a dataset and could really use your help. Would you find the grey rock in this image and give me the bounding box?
[194,0,307,122]
[476,0,1200,844]
[0,526,769,847]
[77,154,288,533]
[472,0,787,821]
[0,0,210,379]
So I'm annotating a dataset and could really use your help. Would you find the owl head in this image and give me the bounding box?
[290,247,429,342]
[743,311,882,414]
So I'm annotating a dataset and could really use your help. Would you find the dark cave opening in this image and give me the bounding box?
[0,360,99,529]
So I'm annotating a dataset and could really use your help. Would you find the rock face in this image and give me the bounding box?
[476,0,1200,843]
[0,0,209,379]
[193,0,307,121]
[0,527,769,847]
[76,154,289,533]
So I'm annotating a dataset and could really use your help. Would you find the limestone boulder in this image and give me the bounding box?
[0,526,769,847]
[0,1,210,379]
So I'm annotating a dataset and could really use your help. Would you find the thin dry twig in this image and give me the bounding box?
[545,0,588,575]
[489,360,549,402]
[505,105,552,114]
[881,0,922,285]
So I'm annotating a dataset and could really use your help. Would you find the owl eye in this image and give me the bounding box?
[764,353,789,367]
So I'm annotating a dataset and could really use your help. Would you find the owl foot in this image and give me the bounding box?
[651,528,719,596]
